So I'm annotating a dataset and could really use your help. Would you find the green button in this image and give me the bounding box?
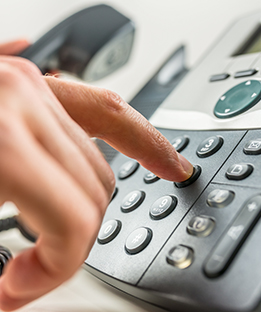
[214,80,261,118]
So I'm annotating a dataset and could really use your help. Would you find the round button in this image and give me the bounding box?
[150,195,177,220]
[144,171,160,184]
[118,160,139,179]
[121,190,145,212]
[196,136,223,158]
[187,216,215,237]
[174,165,201,188]
[166,245,193,269]
[243,139,261,155]
[171,136,189,152]
[125,227,152,254]
[97,220,121,244]
[226,163,253,180]
[214,80,261,119]
[207,189,235,208]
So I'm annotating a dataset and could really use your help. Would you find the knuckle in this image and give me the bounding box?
[100,89,128,113]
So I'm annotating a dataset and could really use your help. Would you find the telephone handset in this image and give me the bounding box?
[86,10,261,312]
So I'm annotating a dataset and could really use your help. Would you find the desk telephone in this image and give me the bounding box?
[0,4,260,312]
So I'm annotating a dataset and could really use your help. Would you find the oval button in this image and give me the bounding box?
[121,190,145,212]
[150,195,177,220]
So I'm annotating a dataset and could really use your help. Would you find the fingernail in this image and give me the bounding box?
[177,153,194,177]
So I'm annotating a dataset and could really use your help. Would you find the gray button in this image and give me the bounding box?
[121,190,145,212]
[98,220,121,244]
[196,136,223,158]
[125,227,152,254]
[207,189,235,208]
[118,160,139,179]
[144,171,160,184]
[187,216,215,237]
[171,136,189,152]
[167,245,193,269]
[226,163,253,180]
[243,139,261,155]
[150,195,177,220]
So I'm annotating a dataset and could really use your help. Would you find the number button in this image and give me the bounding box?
[144,171,160,184]
[121,190,145,212]
[118,160,139,179]
[196,136,223,157]
[98,220,121,244]
[150,195,177,220]
[171,136,189,152]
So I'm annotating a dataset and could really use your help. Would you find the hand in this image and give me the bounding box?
[0,40,193,311]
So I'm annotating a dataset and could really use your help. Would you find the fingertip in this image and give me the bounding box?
[177,153,194,180]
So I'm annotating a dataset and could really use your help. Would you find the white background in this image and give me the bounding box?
[1,1,261,311]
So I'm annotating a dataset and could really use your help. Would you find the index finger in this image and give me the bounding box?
[45,77,193,182]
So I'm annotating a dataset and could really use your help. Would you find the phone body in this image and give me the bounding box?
[86,10,261,312]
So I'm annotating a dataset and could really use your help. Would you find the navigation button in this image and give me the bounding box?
[207,189,235,208]
[210,73,230,82]
[167,245,193,269]
[196,136,223,158]
[243,139,261,155]
[204,194,261,277]
[226,163,253,180]
[234,69,258,78]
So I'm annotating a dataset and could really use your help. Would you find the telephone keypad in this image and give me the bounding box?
[87,128,261,312]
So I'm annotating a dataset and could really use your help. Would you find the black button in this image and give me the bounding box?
[210,73,230,82]
[150,195,177,220]
[187,216,215,237]
[243,139,261,155]
[110,187,118,202]
[125,227,152,254]
[234,69,258,78]
[121,190,145,212]
[196,136,223,158]
[166,245,193,269]
[204,195,261,278]
[118,160,139,179]
[207,189,235,208]
[226,163,253,180]
[171,136,189,152]
[144,171,160,184]
[97,220,121,244]
[174,165,201,188]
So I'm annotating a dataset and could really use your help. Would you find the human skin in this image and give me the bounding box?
[0,39,193,311]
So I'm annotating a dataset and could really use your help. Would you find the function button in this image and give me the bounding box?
[243,139,261,155]
[210,73,230,82]
[226,163,253,180]
[167,245,193,269]
[234,69,258,78]
[97,220,121,244]
[125,227,152,254]
[204,194,261,278]
[187,216,215,237]
[144,171,160,184]
[118,160,139,179]
[121,190,145,213]
[207,189,235,208]
[174,165,201,188]
[171,136,189,152]
[150,195,177,220]
[214,80,261,119]
[196,136,223,158]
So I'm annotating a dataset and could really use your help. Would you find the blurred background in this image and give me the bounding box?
[1,1,261,311]
[1,0,261,102]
